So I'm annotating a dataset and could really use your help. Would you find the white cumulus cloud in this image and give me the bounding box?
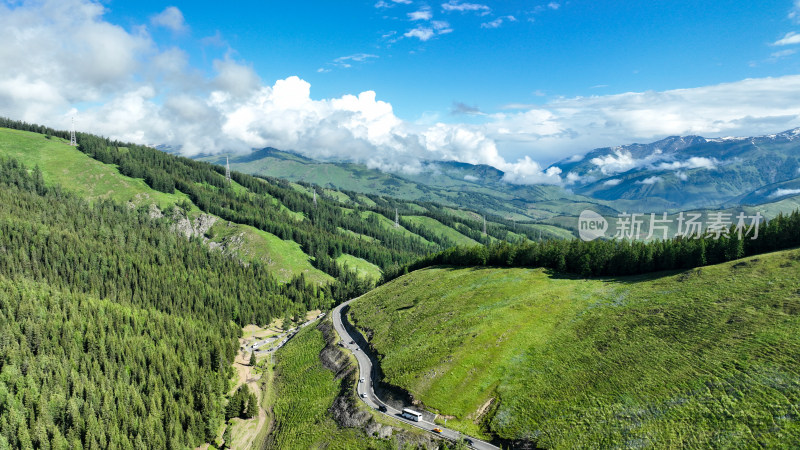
[408,8,433,21]
[484,75,800,164]
[590,149,639,175]
[404,27,436,41]
[501,156,562,185]
[773,31,800,46]
[441,0,490,15]
[151,6,187,33]
[790,0,800,23]
[481,15,516,29]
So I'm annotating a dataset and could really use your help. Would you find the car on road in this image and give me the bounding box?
[359,377,365,383]
[360,393,367,398]
[464,438,473,445]
[432,428,442,434]
[378,405,387,412]
[349,340,355,344]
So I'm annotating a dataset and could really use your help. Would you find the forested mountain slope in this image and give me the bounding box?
[0,117,538,449]
[0,156,325,448]
[197,147,607,222]
[0,118,574,294]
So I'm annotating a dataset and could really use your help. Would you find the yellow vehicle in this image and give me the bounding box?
[432,428,442,434]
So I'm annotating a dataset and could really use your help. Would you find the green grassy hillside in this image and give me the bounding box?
[336,254,383,282]
[0,127,332,284]
[268,322,371,449]
[206,220,333,284]
[0,127,189,208]
[350,251,800,448]
[403,215,479,247]
[359,211,434,246]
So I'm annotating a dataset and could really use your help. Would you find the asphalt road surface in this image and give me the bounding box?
[332,299,499,450]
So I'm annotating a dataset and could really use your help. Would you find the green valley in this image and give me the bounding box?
[9,3,800,449]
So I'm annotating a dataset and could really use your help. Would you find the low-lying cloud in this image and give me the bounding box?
[637,176,662,185]
[770,188,800,198]
[657,156,718,170]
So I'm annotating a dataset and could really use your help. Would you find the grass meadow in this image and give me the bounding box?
[0,127,191,209]
[350,249,800,447]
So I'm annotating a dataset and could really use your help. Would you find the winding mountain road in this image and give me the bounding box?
[332,299,499,450]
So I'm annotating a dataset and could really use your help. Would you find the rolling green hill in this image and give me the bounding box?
[0,127,190,209]
[349,250,800,448]
[196,148,608,221]
[402,215,479,247]
[0,119,497,450]
[2,120,577,293]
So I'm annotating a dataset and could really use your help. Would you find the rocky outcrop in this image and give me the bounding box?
[170,207,217,239]
[329,395,371,428]
[312,319,446,449]
[318,321,356,381]
[148,203,163,219]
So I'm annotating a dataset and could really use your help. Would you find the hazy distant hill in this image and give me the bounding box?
[196,147,610,221]
[193,128,800,221]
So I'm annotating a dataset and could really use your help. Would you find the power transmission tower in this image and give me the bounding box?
[69,117,77,146]
[225,156,231,184]
[483,216,487,235]
[394,208,399,228]
[313,189,317,208]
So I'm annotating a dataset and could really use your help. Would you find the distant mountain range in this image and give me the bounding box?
[555,128,800,211]
[189,128,800,223]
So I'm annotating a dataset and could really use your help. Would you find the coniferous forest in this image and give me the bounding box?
[386,210,800,280]
[0,155,307,448]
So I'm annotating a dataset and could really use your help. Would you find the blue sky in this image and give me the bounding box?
[3,0,800,184]
[103,0,797,118]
